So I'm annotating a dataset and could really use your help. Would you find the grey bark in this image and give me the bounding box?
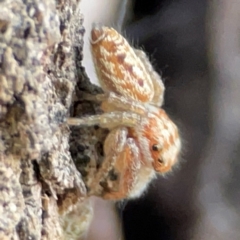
[0,0,103,239]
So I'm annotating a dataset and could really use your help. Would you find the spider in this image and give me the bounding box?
[68,26,181,200]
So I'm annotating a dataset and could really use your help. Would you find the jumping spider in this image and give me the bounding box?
[68,26,181,200]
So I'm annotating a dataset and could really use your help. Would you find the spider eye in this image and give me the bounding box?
[158,158,164,164]
[152,144,159,151]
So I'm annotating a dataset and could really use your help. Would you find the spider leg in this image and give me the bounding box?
[102,138,141,200]
[100,92,147,115]
[134,49,165,106]
[82,91,147,115]
[88,127,141,200]
[67,111,142,129]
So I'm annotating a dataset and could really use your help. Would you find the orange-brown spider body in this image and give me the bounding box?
[68,26,181,200]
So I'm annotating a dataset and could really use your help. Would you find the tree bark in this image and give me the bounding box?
[0,0,103,239]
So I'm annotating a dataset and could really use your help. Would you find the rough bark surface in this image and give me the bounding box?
[0,0,103,239]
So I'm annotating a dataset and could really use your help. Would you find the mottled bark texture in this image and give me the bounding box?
[0,0,103,239]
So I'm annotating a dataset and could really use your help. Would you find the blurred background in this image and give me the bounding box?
[82,0,240,239]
